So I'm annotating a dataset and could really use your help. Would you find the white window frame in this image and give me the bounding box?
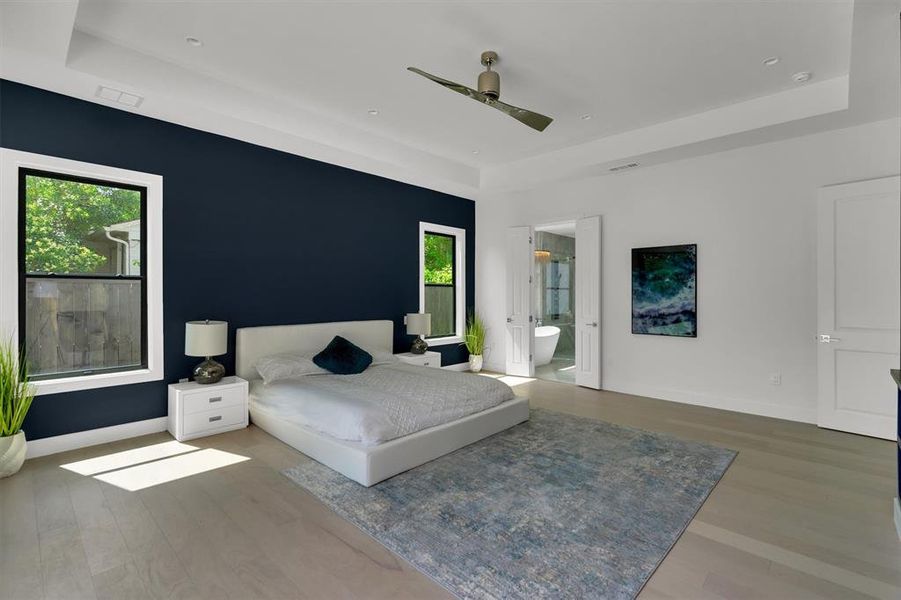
[0,149,164,395]
[419,221,466,346]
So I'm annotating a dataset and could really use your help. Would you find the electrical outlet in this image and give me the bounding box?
[179,377,189,383]
[769,373,782,385]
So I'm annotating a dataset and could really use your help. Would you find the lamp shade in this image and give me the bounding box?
[406,313,431,336]
[185,320,228,357]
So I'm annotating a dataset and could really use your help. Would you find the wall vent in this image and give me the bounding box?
[95,85,144,108]
[608,162,640,172]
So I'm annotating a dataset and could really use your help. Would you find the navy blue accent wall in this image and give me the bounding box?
[0,80,474,440]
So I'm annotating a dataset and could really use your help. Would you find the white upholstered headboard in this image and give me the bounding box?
[235,320,394,381]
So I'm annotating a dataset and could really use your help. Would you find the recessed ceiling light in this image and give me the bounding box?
[185,36,203,47]
[581,114,592,121]
[472,150,480,155]
[792,71,812,83]
[762,56,780,67]
[367,109,379,116]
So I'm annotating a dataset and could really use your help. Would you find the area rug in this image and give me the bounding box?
[282,409,736,599]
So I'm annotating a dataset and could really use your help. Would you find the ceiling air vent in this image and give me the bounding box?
[608,162,640,172]
[95,85,144,108]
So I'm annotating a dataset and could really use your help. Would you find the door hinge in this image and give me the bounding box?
[529,354,533,362]
[529,275,532,284]
[529,236,533,244]
[528,315,533,322]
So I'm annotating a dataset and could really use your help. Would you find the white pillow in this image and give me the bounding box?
[365,348,400,366]
[254,344,398,384]
[254,353,328,385]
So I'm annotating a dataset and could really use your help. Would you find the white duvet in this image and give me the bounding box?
[250,363,516,446]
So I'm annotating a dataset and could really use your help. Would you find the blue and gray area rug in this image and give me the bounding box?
[283,409,736,599]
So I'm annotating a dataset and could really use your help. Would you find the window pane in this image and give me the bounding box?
[424,233,453,284]
[24,174,142,275]
[425,285,455,337]
[423,232,455,337]
[23,278,143,377]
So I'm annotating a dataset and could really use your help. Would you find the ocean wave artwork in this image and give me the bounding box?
[632,244,697,337]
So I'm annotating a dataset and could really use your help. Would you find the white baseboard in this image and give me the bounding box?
[600,380,817,424]
[894,497,901,541]
[477,365,817,424]
[26,416,169,459]
[442,362,470,372]
[483,360,506,374]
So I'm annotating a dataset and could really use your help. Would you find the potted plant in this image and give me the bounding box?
[462,313,486,373]
[0,339,34,478]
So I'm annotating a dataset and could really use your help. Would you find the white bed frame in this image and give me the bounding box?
[236,320,530,486]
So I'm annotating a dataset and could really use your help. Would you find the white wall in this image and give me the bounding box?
[476,118,900,423]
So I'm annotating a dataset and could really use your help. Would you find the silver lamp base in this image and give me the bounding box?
[410,337,429,355]
[193,357,225,384]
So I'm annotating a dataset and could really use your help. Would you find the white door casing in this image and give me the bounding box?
[817,176,900,440]
[575,216,602,389]
[505,226,534,377]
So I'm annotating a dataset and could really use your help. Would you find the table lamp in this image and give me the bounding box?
[185,320,227,384]
[406,313,431,354]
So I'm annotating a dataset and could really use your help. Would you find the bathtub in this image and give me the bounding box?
[534,326,561,366]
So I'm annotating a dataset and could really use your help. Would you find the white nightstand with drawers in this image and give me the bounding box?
[168,376,249,441]
[394,351,442,368]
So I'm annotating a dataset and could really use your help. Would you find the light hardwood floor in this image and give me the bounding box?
[1,378,899,599]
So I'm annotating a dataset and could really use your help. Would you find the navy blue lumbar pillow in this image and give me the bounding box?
[313,335,373,375]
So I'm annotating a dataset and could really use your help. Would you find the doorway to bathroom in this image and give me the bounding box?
[505,216,601,388]
[533,223,576,384]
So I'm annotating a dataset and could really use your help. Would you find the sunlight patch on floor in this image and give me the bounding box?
[93,448,250,491]
[496,375,536,387]
[61,440,199,475]
[476,372,535,387]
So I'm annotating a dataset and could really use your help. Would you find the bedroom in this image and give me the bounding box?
[0,1,899,599]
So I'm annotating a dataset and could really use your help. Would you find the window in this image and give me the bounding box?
[20,170,146,380]
[419,222,465,345]
[544,259,573,320]
[1,150,163,395]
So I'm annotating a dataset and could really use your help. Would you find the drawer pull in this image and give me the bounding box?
[208,396,222,403]
[209,415,222,423]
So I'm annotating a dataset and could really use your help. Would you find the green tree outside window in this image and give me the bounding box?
[25,175,141,274]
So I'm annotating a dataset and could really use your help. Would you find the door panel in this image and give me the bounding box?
[575,216,602,389]
[505,226,534,377]
[817,176,900,440]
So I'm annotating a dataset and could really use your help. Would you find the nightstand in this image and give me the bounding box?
[394,351,442,368]
[168,376,249,441]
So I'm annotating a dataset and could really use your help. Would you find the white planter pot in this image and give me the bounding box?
[0,431,26,479]
[469,354,484,373]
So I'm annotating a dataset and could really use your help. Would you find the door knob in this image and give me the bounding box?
[506,317,514,323]
[816,334,841,343]
[589,322,598,327]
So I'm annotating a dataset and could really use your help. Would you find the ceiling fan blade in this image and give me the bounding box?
[407,66,554,132]
[407,67,487,103]
[487,98,554,132]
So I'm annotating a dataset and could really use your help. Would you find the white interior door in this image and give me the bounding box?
[817,176,900,440]
[575,216,602,389]
[505,226,534,377]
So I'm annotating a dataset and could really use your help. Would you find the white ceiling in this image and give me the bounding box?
[0,1,897,199]
[72,0,852,165]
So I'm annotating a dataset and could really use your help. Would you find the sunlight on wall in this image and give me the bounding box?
[60,440,199,475]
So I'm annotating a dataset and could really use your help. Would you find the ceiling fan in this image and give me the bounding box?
[407,51,553,132]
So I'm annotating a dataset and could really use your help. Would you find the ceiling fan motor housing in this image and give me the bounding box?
[478,69,500,99]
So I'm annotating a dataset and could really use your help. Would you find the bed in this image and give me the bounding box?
[236,320,529,486]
